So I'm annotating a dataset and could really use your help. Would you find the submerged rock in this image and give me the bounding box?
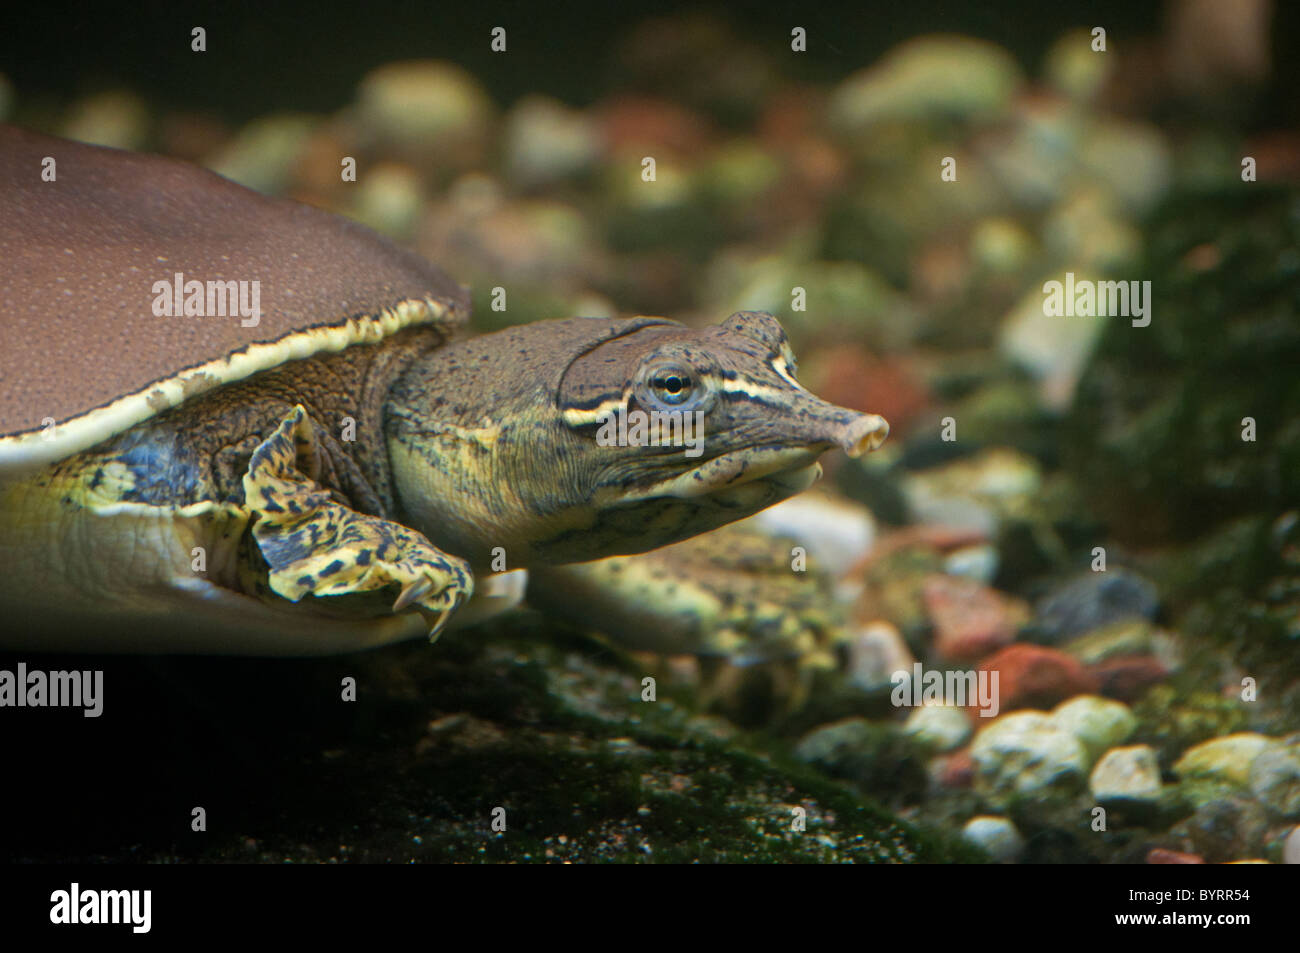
[1043,29,1114,103]
[1248,739,1300,818]
[901,449,1043,537]
[60,89,151,151]
[998,277,1109,411]
[924,573,1027,661]
[1285,827,1300,865]
[354,60,495,169]
[1132,685,1250,764]
[1062,620,1161,664]
[205,113,319,195]
[1050,695,1137,761]
[1089,745,1163,802]
[349,162,425,239]
[962,815,1024,862]
[1034,570,1160,644]
[1174,733,1279,787]
[503,95,602,188]
[971,711,1089,805]
[845,621,915,693]
[978,644,1099,712]
[1169,794,1272,863]
[829,35,1023,133]
[904,705,972,753]
[793,717,929,806]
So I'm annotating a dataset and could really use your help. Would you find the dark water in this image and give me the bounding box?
[5,1,1172,119]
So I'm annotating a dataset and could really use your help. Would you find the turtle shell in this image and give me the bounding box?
[0,124,470,475]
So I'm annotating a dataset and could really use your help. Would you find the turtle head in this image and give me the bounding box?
[385,311,888,569]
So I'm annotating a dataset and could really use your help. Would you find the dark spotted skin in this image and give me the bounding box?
[242,404,470,619]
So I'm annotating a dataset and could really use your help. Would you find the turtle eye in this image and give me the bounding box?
[635,360,711,413]
[650,368,693,405]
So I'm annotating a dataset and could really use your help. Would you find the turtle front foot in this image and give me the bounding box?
[243,406,473,639]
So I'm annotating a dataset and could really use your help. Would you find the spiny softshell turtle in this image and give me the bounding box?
[0,125,888,655]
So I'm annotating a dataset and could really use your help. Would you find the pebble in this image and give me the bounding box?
[60,89,151,151]
[923,574,1026,661]
[1174,733,1279,787]
[942,543,1000,585]
[810,344,932,436]
[970,218,1034,274]
[977,94,1079,210]
[1087,655,1171,702]
[845,621,914,692]
[962,816,1024,863]
[1062,620,1157,664]
[1089,744,1162,802]
[971,711,1089,804]
[355,60,494,160]
[1042,188,1141,271]
[424,197,598,290]
[1285,827,1300,865]
[503,94,602,188]
[829,35,1022,132]
[978,644,1100,713]
[702,139,783,208]
[205,114,319,195]
[934,749,975,788]
[793,718,876,770]
[998,281,1109,411]
[350,162,425,238]
[598,94,710,156]
[902,449,1043,537]
[1247,740,1300,817]
[1078,118,1172,214]
[717,257,916,347]
[1051,696,1137,761]
[752,493,878,575]
[1034,569,1160,644]
[904,705,972,753]
[1170,795,1271,862]
[1044,29,1114,103]
[852,550,941,639]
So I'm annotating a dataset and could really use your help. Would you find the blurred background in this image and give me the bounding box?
[1,1,1297,864]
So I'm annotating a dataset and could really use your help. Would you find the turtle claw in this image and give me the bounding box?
[424,608,452,643]
[418,588,467,642]
[393,575,436,613]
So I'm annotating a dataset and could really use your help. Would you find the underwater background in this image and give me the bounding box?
[1,1,1297,864]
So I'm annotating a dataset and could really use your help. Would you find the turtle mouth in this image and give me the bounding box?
[705,459,825,510]
[613,443,830,507]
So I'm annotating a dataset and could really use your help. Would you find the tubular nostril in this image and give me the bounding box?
[841,414,890,457]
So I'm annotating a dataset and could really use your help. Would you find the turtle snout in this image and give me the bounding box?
[837,412,890,458]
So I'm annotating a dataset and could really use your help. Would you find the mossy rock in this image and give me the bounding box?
[0,613,979,863]
[1131,685,1250,766]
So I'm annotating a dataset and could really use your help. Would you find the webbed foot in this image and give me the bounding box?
[243,405,473,639]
